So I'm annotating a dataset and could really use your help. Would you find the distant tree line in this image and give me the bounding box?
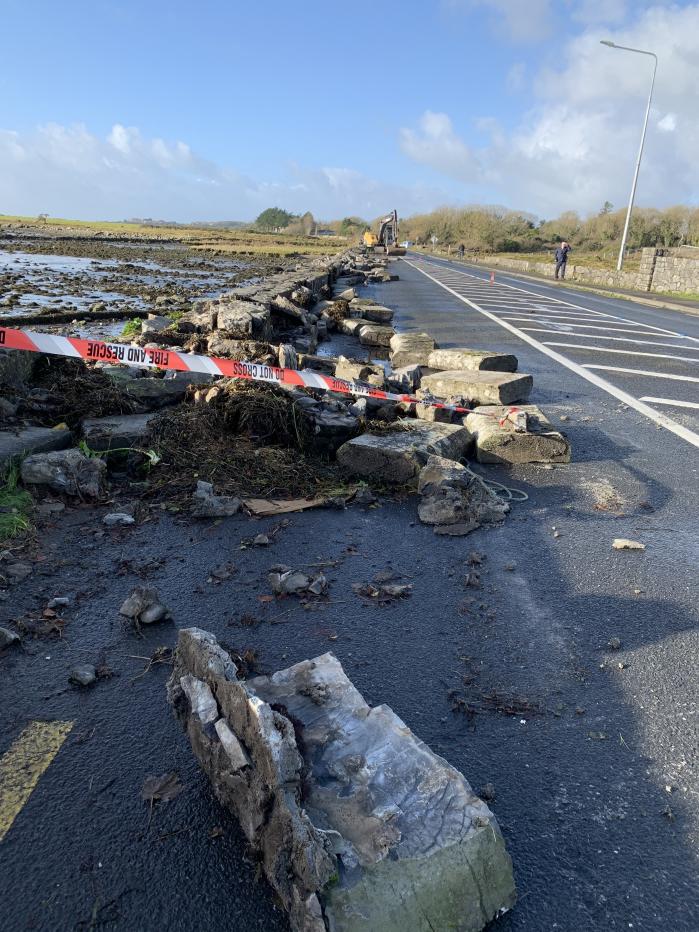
[254,207,316,235]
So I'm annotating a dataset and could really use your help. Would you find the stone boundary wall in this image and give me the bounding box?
[460,246,699,294]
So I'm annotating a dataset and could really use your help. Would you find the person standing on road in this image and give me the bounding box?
[554,241,571,280]
[458,243,465,260]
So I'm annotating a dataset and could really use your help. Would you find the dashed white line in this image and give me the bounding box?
[405,258,699,449]
[640,397,699,410]
[581,365,699,382]
[542,343,699,363]
[504,320,683,337]
[519,330,699,350]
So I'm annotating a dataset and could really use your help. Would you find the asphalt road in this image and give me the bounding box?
[1,260,698,932]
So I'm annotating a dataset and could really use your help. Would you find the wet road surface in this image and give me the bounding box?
[1,259,698,931]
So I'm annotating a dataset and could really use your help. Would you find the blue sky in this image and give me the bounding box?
[2,0,697,221]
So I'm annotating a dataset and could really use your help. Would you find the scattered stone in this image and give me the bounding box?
[82,413,158,452]
[607,637,622,650]
[253,534,270,546]
[480,782,497,801]
[36,501,65,516]
[119,587,171,625]
[417,455,509,534]
[465,405,571,464]
[168,630,515,932]
[103,513,135,527]
[612,539,646,551]
[335,357,385,387]
[420,370,533,406]
[0,425,73,467]
[414,402,453,423]
[0,626,20,648]
[278,344,298,369]
[4,562,33,583]
[140,315,172,335]
[428,348,518,372]
[124,377,187,410]
[69,663,97,687]
[358,324,395,347]
[21,448,106,499]
[47,597,70,609]
[268,568,327,597]
[389,332,436,367]
[191,480,242,518]
[337,421,471,484]
[352,487,376,505]
[350,303,394,324]
[387,364,421,393]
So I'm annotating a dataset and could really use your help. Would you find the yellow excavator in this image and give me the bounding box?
[362,209,406,255]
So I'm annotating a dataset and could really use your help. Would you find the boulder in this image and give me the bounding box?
[21,448,106,499]
[358,324,395,348]
[337,421,471,484]
[335,357,386,388]
[417,454,509,534]
[420,370,533,406]
[82,413,158,451]
[428,348,518,373]
[169,629,515,932]
[465,405,571,465]
[217,298,271,338]
[0,426,72,468]
[389,332,436,367]
[176,306,218,334]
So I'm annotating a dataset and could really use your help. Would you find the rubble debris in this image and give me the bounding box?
[0,626,20,648]
[69,663,97,687]
[20,448,107,499]
[268,567,328,597]
[243,497,328,516]
[336,421,471,484]
[278,344,298,369]
[168,629,516,932]
[82,413,158,452]
[103,513,135,527]
[389,331,436,367]
[141,772,184,809]
[465,405,571,464]
[612,539,646,551]
[420,370,533,406]
[119,587,171,626]
[352,580,413,604]
[191,480,242,518]
[0,426,73,468]
[357,323,395,347]
[607,637,622,650]
[417,455,509,535]
[3,562,33,583]
[427,348,518,373]
[335,356,385,388]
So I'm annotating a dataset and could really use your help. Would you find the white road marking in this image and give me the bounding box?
[520,329,699,350]
[640,396,699,410]
[581,365,699,382]
[504,320,683,337]
[405,259,699,449]
[542,342,699,363]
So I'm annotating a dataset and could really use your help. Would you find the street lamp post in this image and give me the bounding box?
[600,40,658,272]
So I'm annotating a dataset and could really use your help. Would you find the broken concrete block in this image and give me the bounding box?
[415,403,453,423]
[420,370,533,406]
[218,298,271,338]
[191,480,242,518]
[418,454,508,534]
[465,405,571,464]
[428,348,518,373]
[350,304,394,325]
[278,344,298,370]
[119,586,171,625]
[336,421,471,484]
[339,318,370,337]
[168,629,515,932]
[176,305,218,334]
[387,364,421,394]
[335,357,385,388]
[124,377,187,410]
[82,413,158,452]
[389,332,436,367]
[20,448,106,499]
[0,426,73,467]
[358,324,395,347]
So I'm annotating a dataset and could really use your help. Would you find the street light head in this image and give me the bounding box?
[600,40,616,47]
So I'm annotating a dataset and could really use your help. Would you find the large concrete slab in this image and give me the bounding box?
[169,628,515,932]
[337,421,471,483]
[428,348,518,373]
[389,332,436,367]
[0,426,73,467]
[358,324,395,347]
[464,405,571,464]
[420,370,533,406]
[82,413,159,452]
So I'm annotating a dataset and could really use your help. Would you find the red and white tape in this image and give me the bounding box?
[0,325,512,418]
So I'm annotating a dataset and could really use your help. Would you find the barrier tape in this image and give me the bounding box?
[0,325,514,418]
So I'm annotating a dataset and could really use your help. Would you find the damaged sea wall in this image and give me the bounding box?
[168,627,516,932]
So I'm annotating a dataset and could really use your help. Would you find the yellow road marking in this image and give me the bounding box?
[0,720,74,842]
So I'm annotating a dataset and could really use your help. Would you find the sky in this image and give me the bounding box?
[1,0,697,222]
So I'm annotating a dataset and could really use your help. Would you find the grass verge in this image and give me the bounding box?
[0,464,33,543]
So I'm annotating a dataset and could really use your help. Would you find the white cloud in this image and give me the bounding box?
[448,0,553,42]
[400,4,699,216]
[0,122,447,221]
[571,0,628,25]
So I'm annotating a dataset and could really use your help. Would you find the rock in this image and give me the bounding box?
[4,561,33,583]
[82,413,158,451]
[334,286,356,301]
[481,782,497,801]
[268,569,327,596]
[607,637,622,650]
[0,426,73,467]
[47,597,70,609]
[358,324,395,347]
[417,455,509,532]
[192,480,242,518]
[21,449,106,499]
[176,305,218,334]
[428,348,518,372]
[270,295,307,326]
[335,357,385,388]
[168,630,515,932]
[217,298,271,338]
[253,534,270,546]
[351,304,394,324]
[465,405,571,464]
[337,421,471,484]
[103,513,135,527]
[0,626,20,647]
[119,586,171,624]
[420,370,533,406]
[140,315,172,335]
[389,332,436,367]
[278,344,298,369]
[0,348,35,389]
[69,663,97,687]
[291,285,312,307]
[0,397,19,418]
[387,364,421,393]
[339,317,369,337]
[414,403,453,423]
[612,539,646,551]
[124,377,187,410]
